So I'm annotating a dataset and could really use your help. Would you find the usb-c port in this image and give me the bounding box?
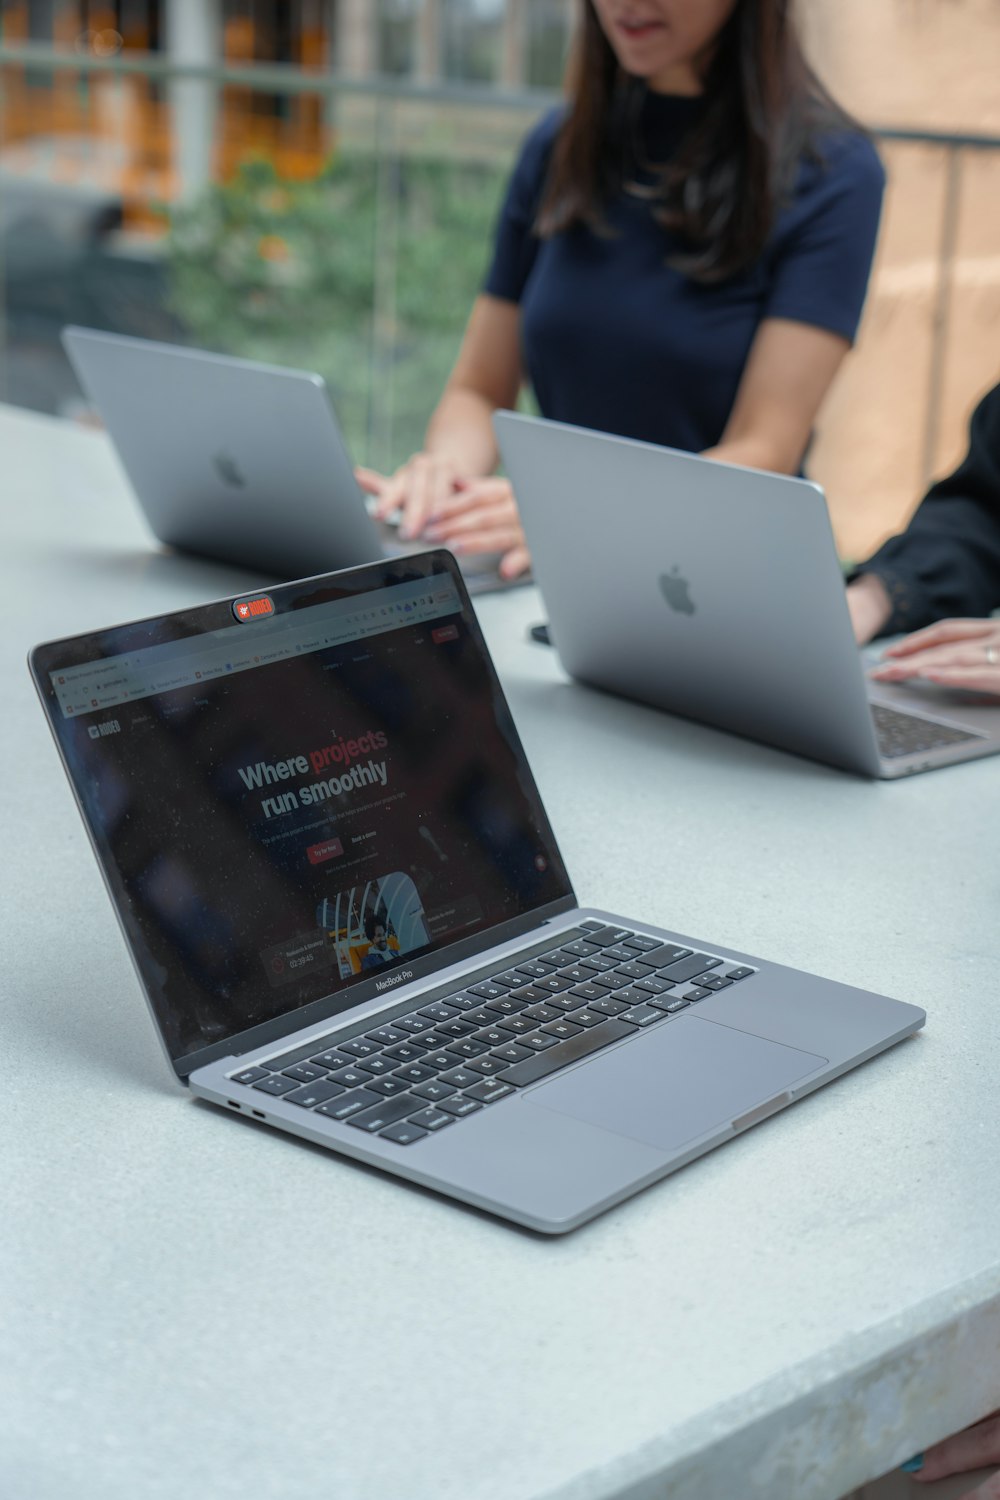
[251,1110,266,1120]
[227,1100,241,1109]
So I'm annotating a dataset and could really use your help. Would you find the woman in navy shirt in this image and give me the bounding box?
[360,0,885,579]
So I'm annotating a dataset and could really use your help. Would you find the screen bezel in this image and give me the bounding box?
[29,550,576,1080]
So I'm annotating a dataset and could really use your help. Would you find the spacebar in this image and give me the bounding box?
[503,1019,635,1087]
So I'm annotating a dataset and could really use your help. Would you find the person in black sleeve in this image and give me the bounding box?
[848,378,1000,697]
[357,0,885,580]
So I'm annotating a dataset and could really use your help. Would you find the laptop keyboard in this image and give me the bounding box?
[227,923,756,1146]
[871,703,979,759]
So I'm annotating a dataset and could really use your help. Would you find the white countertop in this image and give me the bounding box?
[2,402,999,1500]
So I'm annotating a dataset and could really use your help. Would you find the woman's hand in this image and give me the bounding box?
[355,455,470,542]
[868,618,1000,696]
[915,1409,1000,1496]
[423,477,530,580]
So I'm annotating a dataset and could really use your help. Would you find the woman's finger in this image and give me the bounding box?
[499,543,531,579]
[918,1412,1000,1482]
[355,465,388,497]
[883,619,998,658]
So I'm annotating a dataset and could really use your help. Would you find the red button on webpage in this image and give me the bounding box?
[432,624,459,644]
[307,838,344,866]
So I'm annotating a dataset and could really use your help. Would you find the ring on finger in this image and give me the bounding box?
[987,644,999,665]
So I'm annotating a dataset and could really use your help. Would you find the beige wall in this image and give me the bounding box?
[801,0,1000,560]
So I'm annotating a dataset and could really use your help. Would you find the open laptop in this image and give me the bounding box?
[495,411,1000,779]
[30,551,924,1233]
[61,325,508,592]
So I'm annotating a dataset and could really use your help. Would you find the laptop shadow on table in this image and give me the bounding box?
[509,675,870,788]
[51,542,275,600]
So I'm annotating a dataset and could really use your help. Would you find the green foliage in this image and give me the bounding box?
[163,152,508,472]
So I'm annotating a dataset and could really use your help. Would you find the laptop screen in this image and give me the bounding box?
[32,555,573,1073]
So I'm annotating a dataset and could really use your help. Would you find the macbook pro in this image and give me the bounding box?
[30,552,925,1232]
[62,326,508,591]
[495,411,1000,778]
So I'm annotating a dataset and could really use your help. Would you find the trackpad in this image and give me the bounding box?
[523,1015,827,1152]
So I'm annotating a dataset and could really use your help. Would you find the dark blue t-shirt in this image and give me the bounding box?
[485,93,885,456]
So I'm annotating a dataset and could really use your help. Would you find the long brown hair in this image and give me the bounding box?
[537,0,860,283]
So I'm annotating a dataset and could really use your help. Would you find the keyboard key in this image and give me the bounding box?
[583,926,635,947]
[394,1014,437,1035]
[367,1077,411,1097]
[658,953,721,983]
[366,1025,405,1046]
[282,1063,327,1084]
[464,1055,510,1076]
[542,1019,584,1040]
[523,1002,560,1023]
[315,1088,380,1120]
[584,995,630,1016]
[491,1042,533,1064]
[520,1032,559,1051]
[408,1107,454,1132]
[559,940,604,960]
[484,995,530,1016]
[469,981,507,1000]
[632,974,674,996]
[623,934,662,952]
[435,1018,477,1038]
[614,961,655,982]
[419,1003,460,1024]
[310,1049,356,1071]
[491,968,529,988]
[465,1078,515,1105]
[620,1005,663,1028]
[475,1026,516,1048]
[568,982,609,1003]
[724,967,755,981]
[380,1121,427,1145]
[602,944,640,963]
[439,1066,480,1089]
[614,986,659,1008]
[681,986,711,1002]
[693,974,733,991]
[421,1050,461,1072]
[638,944,693,969]
[394,1063,437,1085]
[664,999,691,1013]
[576,953,618,973]
[346,1095,419,1134]
[437,1096,483,1118]
[578,920,605,932]
[411,1079,457,1102]
[382,1042,428,1064]
[339,1037,380,1058]
[544,993,589,1013]
[514,960,558,980]
[499,1014,537,1034]
[447,1038,489,1059]
[355,1056,394,1076]
[230,1066,270,1086]
[534,974,573,994]
[503,1019,634,1086]
[443,993,478,1011]
[329,1065,370,1089]
[253,1075,299,1097]
[285,1080,347,1108]
[559,965,602,986]
[571,1008,610,1028]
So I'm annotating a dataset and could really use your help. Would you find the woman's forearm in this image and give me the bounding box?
[423,387,503,477]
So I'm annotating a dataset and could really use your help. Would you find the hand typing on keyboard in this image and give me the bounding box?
[870,619,1000,697]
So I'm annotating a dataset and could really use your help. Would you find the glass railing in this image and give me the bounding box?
[1,40,998,561]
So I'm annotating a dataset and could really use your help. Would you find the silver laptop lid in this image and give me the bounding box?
[496,411,884,776]
[29,552,575,1080]
[62,326,382,577]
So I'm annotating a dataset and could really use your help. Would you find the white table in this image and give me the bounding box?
[3,402,999,1500]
